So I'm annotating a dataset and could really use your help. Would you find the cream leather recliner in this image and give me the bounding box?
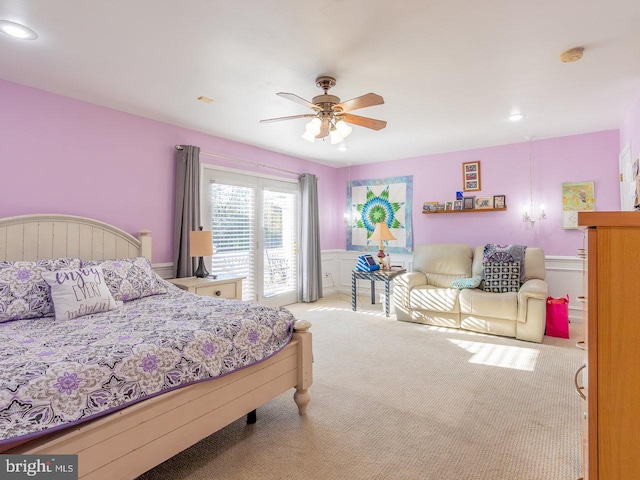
[392,243,548,343]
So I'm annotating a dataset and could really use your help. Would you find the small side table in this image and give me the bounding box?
[352,268,406,316]
[168,274,244,300]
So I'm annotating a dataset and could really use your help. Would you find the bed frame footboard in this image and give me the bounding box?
[7,320,313,480]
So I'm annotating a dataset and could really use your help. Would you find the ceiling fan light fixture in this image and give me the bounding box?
[335,119,352,138]
[305,117,321,136]
[302,129,317,143]
[329,127,344,145]
[262,75,386,145]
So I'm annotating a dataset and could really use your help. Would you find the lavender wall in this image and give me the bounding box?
[0,79,342,262]
[0,78,624,261]
[339,131,620,256]
[620,89,640,157]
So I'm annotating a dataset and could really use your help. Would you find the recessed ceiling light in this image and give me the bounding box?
[508,113,526,122]
[0,20,38,40]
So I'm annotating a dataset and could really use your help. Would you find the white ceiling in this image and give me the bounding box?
[1,0,639,167]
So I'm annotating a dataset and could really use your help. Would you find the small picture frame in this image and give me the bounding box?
[493,195,506,209]
[462,161,481,192]
[475,196,492,209]
[453,200,463,210]
[463,196,475,210]
[445,201,454,211]
[423,201,438,212]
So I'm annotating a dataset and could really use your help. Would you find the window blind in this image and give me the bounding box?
[210,183,255,300]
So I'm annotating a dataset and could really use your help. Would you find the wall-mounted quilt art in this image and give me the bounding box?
[346,175,413,254]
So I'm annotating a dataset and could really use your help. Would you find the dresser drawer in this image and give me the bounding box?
[196,282,238,299]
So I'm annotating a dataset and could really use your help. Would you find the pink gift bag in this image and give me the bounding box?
[546,295,570,338]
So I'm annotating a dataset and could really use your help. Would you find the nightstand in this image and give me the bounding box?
[168,274,244,300]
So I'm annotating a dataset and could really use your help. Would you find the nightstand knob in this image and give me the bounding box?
[215,290,222,297]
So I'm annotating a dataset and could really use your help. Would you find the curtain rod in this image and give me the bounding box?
[175,145,300,177]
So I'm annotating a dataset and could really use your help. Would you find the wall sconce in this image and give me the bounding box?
[522,204,546,226]
[523,138,546,227]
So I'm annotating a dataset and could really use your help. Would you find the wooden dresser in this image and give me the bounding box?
[577,212,640,480]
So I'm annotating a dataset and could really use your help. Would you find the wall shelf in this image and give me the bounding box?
[422,207,508,214]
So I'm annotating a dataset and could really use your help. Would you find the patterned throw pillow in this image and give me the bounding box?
[450,277,483,289]
[483,261,521,293]
[82,257,167,302]
[0,258,82,323]
[42,266,118,320]
[483,244,527,282]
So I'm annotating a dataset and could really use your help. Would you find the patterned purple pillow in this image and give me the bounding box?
[82,257,167,302]
[0,258,83,323]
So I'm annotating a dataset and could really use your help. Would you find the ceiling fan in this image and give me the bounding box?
[260,76,387,144]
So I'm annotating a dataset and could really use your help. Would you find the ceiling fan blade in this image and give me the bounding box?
[260,114,316,123]
[334,93,384,113]
[317,118,330,138]
[276,92,319,110]
[341,113,387,131]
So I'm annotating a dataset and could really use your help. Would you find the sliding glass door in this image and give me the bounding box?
[202,168,299,306]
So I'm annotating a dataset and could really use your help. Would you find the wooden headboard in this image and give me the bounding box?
[0,214,151,262]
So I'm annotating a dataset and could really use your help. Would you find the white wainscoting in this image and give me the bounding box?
[320,250,583,323]
[158,251,584,323]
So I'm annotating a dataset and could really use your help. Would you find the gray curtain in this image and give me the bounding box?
[173,145,201,278]
[300,173,323,302]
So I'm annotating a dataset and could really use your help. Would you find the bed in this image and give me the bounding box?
[0,214,312,479]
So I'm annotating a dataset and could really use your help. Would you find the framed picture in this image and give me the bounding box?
[445,201,454,211]
[475,196,492,209]
[462,161,481,192]
[453,200,463,210]
[423,201,438,212]
[562,181,595,229]
[493,195,506,209]
[463,196,475,210]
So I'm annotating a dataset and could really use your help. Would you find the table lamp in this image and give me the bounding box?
[369,222,396,266]
[190,227,213,278]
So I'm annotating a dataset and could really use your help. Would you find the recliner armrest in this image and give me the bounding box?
[396,271,428,290]
[392,272,427,305]
[517,279,548,323]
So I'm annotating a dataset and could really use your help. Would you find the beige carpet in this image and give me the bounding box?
[138,294,583,480]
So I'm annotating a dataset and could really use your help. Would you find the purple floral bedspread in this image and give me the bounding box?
[0,285,295,445]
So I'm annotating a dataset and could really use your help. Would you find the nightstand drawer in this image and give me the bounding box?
[167,275,244,300]
[196,282,238,299]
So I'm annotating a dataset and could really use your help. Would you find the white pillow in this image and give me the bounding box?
[42,266,119,320]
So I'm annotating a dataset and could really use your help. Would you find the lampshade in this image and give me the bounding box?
[302,129,317,143]
[190,229,213,257]
[369,222,396,242]
[335,119,352,138]
[329,127,344,145]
